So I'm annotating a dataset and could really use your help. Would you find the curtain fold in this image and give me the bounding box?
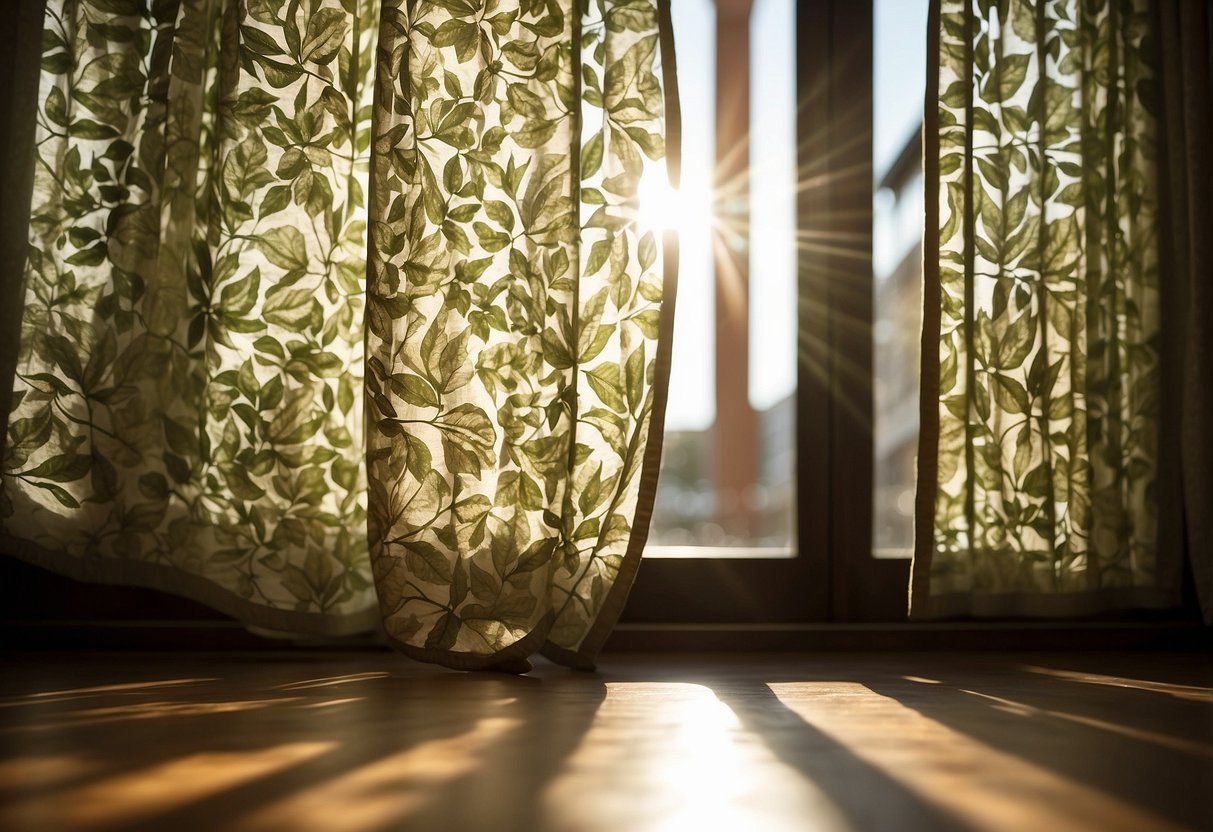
[1153,0,1212,624]
[366,1,673,669]
[0,0,676,669]
[913,0,1187,617]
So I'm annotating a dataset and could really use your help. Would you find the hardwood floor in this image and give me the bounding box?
[0,650,1208,831]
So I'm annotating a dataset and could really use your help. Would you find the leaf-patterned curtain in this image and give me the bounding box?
[913,0,1185,616]
[0,0,676,671]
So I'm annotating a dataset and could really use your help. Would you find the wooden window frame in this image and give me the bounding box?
[622,0,909,625]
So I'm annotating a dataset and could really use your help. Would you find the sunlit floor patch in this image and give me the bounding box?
[0,742,333,832]
[955,687,1213,758]
[0,755,99,792]
[1020,666,1213,703]
[234,717,519,832]
[0,678,216,708]
[768,682,1190,832]
[544,682,855,832]
[5,697,306,733]
[274,672,391,691]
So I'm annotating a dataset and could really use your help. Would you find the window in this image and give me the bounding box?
[646,0,797,557]
[624,0,927,623]
[872,0,929,560]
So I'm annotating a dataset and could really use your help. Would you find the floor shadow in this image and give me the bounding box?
[0,651,608,832]
[596,652,1213,832]
[851,653,1213,831]
[711,681,974,831]
[3,650,1210,832]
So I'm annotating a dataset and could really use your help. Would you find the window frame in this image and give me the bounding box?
[621,0,909,625]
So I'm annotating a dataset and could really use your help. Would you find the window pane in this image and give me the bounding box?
[662,0,715,437]
[747,0,798,550]
[646,0,796,556]
[872,0,929,558]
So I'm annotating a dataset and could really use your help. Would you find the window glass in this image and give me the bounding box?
[647,0,796,555]
[872,0,929,558]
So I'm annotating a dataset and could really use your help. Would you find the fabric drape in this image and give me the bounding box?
[366,1,675,668]
[0,0,676,669]
[913,0,1190,617]
[1153,0,1212,624]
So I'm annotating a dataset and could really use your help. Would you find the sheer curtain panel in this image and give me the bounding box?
[914,0,1211,620]
[0,0,678,670]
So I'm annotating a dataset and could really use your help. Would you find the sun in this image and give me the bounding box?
[635,165,716,238]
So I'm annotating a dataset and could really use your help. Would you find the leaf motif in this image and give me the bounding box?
[20,453,92,483]
[219,267,261,316]
[995,312,1035,370]
[992,374,1030,415]
[406,541,454,585]
[301,8,347,64]
[391,373,440,408]
[425,612,462,651]
[586,364,626,412]
[258,226,309,271]
[581,132,604,179]
[624,342,646,412]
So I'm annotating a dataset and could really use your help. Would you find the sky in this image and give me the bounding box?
[660,0,927,433]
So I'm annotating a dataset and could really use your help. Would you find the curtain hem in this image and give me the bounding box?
[908,585,1182,620]
[384,610,555,673]
[0,534,380,637]
[540,639,597,671]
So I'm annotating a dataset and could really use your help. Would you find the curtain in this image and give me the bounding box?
[0,0,677,670]
[914,0,1210,619]
[1153,0,1212,624]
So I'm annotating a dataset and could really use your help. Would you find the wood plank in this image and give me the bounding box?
[0,651,1208,831]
